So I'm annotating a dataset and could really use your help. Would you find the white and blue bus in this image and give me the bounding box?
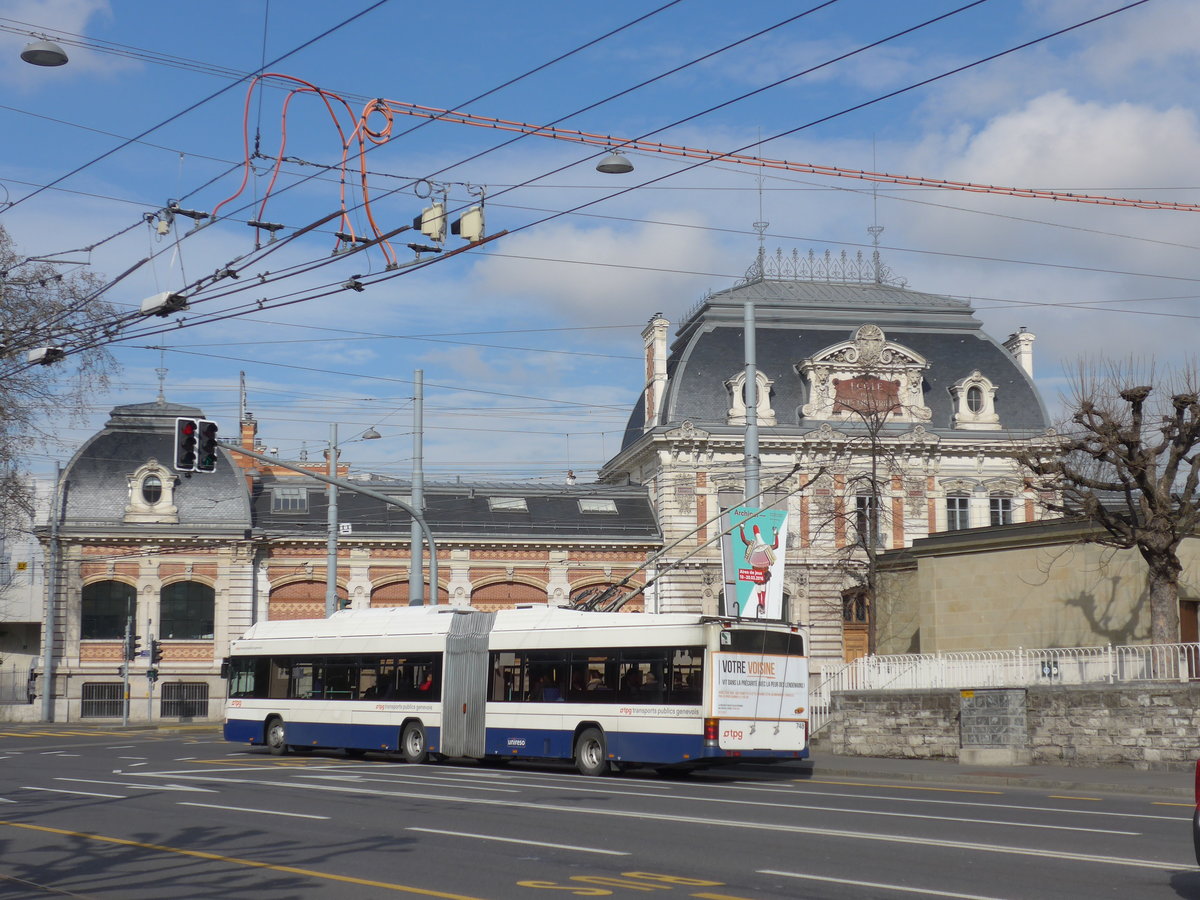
[222,605,808,775]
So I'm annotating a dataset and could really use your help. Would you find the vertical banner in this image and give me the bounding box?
[720,506,788,619]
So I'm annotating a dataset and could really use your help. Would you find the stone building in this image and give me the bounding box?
[30,401,658,723]
[22,248,1061,720]
[600,249,1052,679]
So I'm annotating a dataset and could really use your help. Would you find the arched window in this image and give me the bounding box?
[160,582,215,640]
[141,474,162,504]
[966,385,984,413]
[81,581,136,639]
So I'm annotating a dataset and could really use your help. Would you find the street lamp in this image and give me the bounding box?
[325,425,381,617]
[21,39,69,67]
[596,148,634,174]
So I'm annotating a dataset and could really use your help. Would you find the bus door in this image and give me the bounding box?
[441,611,497,757]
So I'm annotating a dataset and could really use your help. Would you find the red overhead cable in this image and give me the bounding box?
[214,75,1200,271]
[377,99,1200,212]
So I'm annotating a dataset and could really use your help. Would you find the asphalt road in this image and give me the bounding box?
[0,727,1197,899]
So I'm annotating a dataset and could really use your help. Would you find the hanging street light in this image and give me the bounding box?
[21,39,69,67]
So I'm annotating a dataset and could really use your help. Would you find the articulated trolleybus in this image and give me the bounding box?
[223,606,808,775]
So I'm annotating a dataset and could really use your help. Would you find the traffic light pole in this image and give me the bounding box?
[121,615,131,727]
[222,443,439,607]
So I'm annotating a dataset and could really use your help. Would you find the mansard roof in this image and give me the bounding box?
[58,399,252,532]
[622,273,1048,449]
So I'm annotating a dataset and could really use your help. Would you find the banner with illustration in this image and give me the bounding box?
[720,505,788,620]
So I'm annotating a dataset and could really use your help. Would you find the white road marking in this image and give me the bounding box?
[407,826,629,855]
[0,797,15,803]
[145,771,1189,872]
[117,756,147,760]
[106,745,136,750]
[55,778,216,793]
[126,762,147,767]
[178,801,329,819]
[296,773,522,794]
[23,786,126,799]
[718,782,1187,822]
[759,870,1008,899]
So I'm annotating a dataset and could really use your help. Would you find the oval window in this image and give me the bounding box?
[142,474,162,504]
[966,385,984,413]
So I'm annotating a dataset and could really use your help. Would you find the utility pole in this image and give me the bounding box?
[408,371,425,606]
[224,442,438,603]
[325,423,339,617]
[40,463,62,722]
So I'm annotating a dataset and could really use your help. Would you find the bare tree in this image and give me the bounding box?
[802,386,907,656]
[1017,362,1200,645]
[0,224,117,536]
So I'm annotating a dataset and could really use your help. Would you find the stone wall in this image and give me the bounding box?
[822,684,1200,770]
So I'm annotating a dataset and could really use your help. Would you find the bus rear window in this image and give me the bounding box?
[724,630,805,656]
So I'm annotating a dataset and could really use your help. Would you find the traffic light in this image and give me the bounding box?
[125,633,142,660]
[413,202,446,242]
[149,638,163,665]
[174,417,198,471]
[196,419,219,472]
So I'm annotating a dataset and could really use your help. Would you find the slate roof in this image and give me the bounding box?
[253,476,660,543]
[60,400,252,531]
[622,278,1049,448]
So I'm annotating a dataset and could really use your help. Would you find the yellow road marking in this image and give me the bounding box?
[691,894,757,900]
[797,779,1003,795]
[1048,795,1101,802]
[0,820,484,898]
[1153,801,1194,808]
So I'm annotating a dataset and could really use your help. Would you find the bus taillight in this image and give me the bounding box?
[704,718,719,745]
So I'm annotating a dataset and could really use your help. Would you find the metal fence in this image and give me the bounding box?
[809,641,1200,736]
[0,664,34,704]
[81,683,124,718]
[161,683,209,719]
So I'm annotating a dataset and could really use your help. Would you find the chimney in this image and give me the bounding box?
[641,313,669,430]
[1003,326,1035,378]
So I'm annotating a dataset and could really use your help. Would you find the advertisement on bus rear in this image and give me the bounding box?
[709,651,808,722]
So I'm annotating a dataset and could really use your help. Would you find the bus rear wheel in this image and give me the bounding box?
[401,722,428,764]
[266,717,289,756]
[574,728,611,777]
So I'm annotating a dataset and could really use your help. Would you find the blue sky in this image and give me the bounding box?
[2,0,1198,484]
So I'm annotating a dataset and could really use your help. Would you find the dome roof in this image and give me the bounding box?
[59,399,252,531]
[622,276,1048,449]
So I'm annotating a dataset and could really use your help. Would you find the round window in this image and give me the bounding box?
[966,385,984,413]
[142,474,162,504]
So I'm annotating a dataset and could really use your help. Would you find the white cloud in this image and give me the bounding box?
[0,0,132,85]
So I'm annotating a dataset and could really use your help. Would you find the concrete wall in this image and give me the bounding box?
[877,530,1200,655]
[823,684,1200,770]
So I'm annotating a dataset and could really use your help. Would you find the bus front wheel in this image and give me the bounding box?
[266,717,289,756]
[401,722,428,764]
[574,728,611,777]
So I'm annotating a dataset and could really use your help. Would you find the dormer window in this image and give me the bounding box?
[950,371,1000,430]
[142,475,163,504]
[125,460,178,524]
[726,370,776,426]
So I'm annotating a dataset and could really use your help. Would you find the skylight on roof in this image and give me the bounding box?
[488,497,527,512]
[578,498,617,514]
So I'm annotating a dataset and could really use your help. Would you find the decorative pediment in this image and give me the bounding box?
[664,420,711,444]
[797,324,931,423]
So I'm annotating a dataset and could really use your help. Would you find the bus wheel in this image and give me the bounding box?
[266,717,289,756]
[401,722,428,764]
[574,728,610,777]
